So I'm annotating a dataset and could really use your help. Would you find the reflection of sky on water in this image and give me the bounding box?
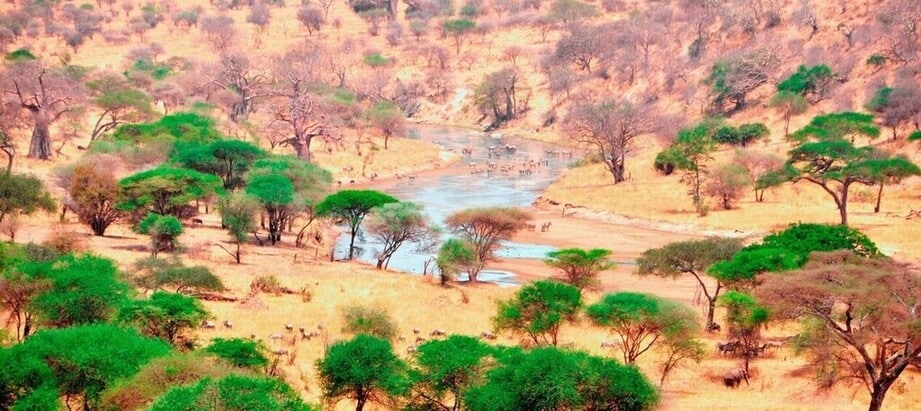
[333,126,577,285]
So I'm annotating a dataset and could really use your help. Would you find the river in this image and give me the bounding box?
[332,125,576,285]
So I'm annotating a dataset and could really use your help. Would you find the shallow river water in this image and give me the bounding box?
[332,125,576,285]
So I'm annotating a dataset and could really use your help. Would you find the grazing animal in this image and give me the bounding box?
[601,340,620,349]
[269,333,284,341]
[249,333,257,340]
[717,340,741,355]
[398,335,406,342]
[415,336,427,343]
[222,320,233,329]
[412,328,420,334]
[271,348,289,356]
[430,329,446,337]
[480,331,497,340]
[707,322,721,333]
[284,323,294,332]
[406,345,418,353]
[200,320,216,329]
[192,218,204,225]
[723,368,750,388]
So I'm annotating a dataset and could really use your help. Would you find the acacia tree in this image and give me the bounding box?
[316,334,408,411]
[790,112,881,144]
[366,101,405,149]
[217,193,258,263]
[172,139,266,190]
[636,237,742,330]
[855,155,921,213]
[67,162,122,236]
[443,18,475,54]
[755,251,921,411]
[407,335,494,411]
[493,280,583,346]
[0,58,86,159]
[246,157,332,245]
[0,172,55,224]
[87,73,155,141]
[25,254,129,328]
[770,91,808,136]
[365,202,434,270]
[117,291,209,347]
[544,248,615,291]
[784,140,920,225]
[464,347,658,410]
[664,121,719,213]
[564,97,658,183]
[587,292,699,365]
[149,375,310,410]
[118,167,222,219]
[445,207,531,283]
[732,149,785,202]
[316,190,399,260]
[719,291,769,372]
[435,238,476,286]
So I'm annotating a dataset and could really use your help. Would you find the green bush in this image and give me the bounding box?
[777,64,833,96]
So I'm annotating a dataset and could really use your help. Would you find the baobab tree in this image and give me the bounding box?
[1,58,85,159]
[269,46,335,162]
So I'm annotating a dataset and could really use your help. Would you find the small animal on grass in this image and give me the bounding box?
[222,320,233,329]
[200,320,216,329]
[723,368,749,388]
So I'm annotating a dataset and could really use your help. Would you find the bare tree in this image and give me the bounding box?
[564,96,658,183]
[203,53,269,122]
[732,148,784,202]
[297,6,325,35]
[200,14,238,52]
[0,59,85,160]
[269,46,335,162]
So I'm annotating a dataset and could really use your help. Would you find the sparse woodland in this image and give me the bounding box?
[1,0,921,410]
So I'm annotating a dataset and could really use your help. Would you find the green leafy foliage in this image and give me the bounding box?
[435,238,476,285]
[712,123,769,146]
[549,0,599,23]
[777,64,833,96]
[769,91,809,135]
[217,193,260,263]
[316,190,399,259]
[587,292,699,364]
[865,86,895,113]
[544,248,614,290]
[205,338,269,369]
[4,48,37,61]
[24,254,129,327]
[172,140,266,190]
[135,213,184,255]
[710,223,881,283]
[910,130,921,141]
[316,334,408,411]
[131,256,225,294]
[493,280,582,346]
[0,173,56,224]
[99,352,239,410]
[110,112,223,145]
[465,347,658,411]
[246,157,333,245]
[149,375,313,411]
[341,305,399,341]
[0,324,170,409]
[407,335,493,410]
[119,167,222,218]
[790,112,880,143]
[118,291,209,347]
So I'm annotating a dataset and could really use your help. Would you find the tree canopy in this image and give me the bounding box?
[0,173,55,224]
[316,334,408,411]
[407,335,494,411]
[637,237,742,329]
[316,190,399,260]
[0,324,170,409]
[149,375,314,411]
[544,247,615,290]
[445,207,531,282]
[118,291,209,347]
[172,139,266,190]
[465,346,658,411]
[493,280,583,346]
[587,292,699,365]
[365,202,434,270]
[205,338,269,369]
[755,251,921,411]
[118,167,222,219]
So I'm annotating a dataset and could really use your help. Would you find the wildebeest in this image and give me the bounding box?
[406,345,418,353]
[723,368,749,388]
[192,218,204,225]
[717,340,741,355]
[200,320,216,329]
[430,329,446,337]
[222,320,233,329]
[284,323,294,332]
[706,322,721,333]
[480,331,497,340]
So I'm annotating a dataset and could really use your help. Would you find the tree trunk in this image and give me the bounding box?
[348,230,357,260]
[706,298,717,330]
[376,258,385,269]
[28,112,53,160]
[874,182,884,213]
[91,219,107,236]
[868,382,892,411]
[355,395,367,411]
[292,137,312,162]
[838,188,849,225]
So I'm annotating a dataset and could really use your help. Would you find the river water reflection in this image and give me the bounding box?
[332,125,577,286]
